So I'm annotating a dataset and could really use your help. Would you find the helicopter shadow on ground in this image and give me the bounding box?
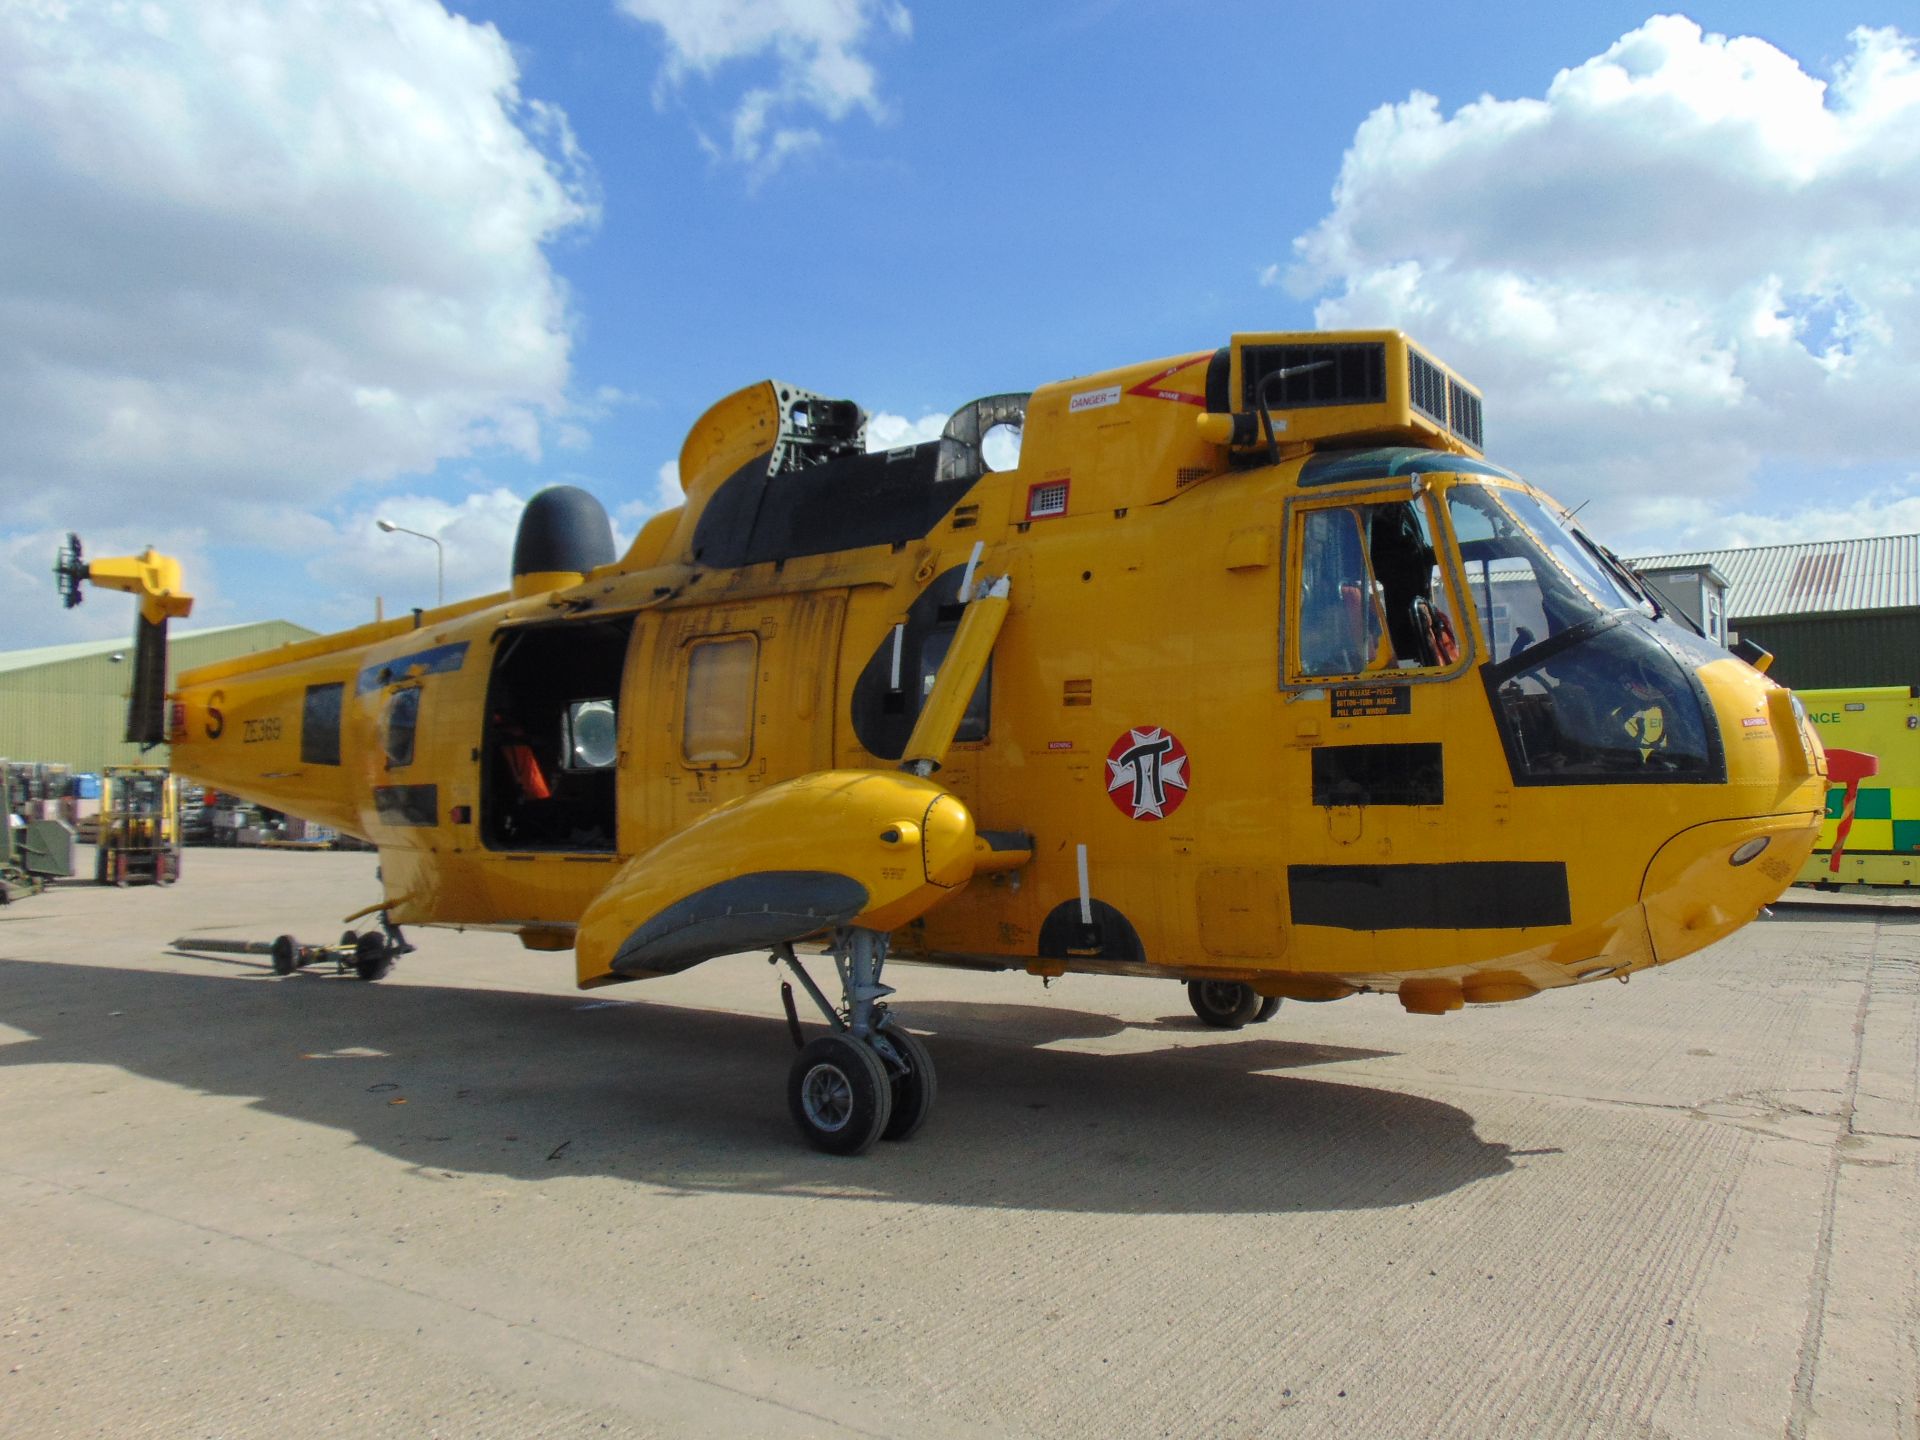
[900,997,1403,1071]
[0,957,1518,1216]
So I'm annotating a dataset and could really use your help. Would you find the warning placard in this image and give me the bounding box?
[1330,685,1411,718]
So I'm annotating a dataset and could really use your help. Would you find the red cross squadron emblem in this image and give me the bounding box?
[1106,726,1191,821]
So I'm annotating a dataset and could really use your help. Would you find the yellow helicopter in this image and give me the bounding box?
[61,329,1830,1153]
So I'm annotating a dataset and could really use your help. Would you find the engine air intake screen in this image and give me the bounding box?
[1240,342,1387,410]
[1448,379,1483,449]
[1408,349,1447,427]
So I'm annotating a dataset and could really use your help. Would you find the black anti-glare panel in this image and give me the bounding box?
[1310,743,1444,807]
[301,682,343,766]
[1288,861,1571,930]
[1240,342,1387,411]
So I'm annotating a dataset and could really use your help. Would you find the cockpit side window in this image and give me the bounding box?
[1446,484,1614,662]
[1290,496,1462,680]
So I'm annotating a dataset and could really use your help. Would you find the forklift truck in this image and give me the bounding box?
[97,765,182,886]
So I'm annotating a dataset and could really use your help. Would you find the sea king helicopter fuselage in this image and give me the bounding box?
[66,331,1829,1153]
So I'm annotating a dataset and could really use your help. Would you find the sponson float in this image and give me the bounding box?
[61,330,1830,1152]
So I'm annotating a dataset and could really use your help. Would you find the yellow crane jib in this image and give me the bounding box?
[54,535,195,746]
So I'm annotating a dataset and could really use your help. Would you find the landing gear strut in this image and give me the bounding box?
[773,929,936,1154]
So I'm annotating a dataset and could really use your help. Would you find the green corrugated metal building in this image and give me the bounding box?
[0,621,316,771]
[1632,534,1919,690]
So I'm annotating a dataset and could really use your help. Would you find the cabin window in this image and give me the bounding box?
[301,682,343,766]
[916,623,991,743]
[563,699,618,770]
[1290,496,1462,680]
[482,616,633,851]
[848,563,996,758]
[681,634,757,767]
[382,686,421,768]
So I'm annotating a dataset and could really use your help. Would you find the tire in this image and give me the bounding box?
[353,932,393,982]
[879,1027,937,1142]
[1188,979,1260,1030]
[788,1034,893,1156]
[271,934,298,977]
[94,848,106,885]
[1253,995,1282,1024]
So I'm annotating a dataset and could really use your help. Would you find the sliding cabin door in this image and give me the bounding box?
[624,591,848,855]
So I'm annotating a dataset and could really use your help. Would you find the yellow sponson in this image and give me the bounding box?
[573,770,976,985]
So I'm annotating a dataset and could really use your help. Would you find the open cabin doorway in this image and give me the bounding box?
[482,616,635,852]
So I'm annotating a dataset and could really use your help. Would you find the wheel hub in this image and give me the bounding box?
[800,1062,855,1132]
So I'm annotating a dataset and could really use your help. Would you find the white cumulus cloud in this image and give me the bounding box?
[616,0,911,172]
[1281,16,1920,548]
[0,0,596,544]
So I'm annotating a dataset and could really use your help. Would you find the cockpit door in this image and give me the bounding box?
[1280,486,1481,939]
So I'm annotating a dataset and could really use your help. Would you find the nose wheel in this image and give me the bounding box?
[774,930,936,1155]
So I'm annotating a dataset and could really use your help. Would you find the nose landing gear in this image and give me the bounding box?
[773,929,936,1155]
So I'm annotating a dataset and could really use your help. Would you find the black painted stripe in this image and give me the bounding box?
[373,783,438,827]
[1311,743,1444,807]
[1288,861,1570,930]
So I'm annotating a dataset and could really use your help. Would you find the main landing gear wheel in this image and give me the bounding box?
[1254,996,1282,1023]
[789,1033,893,1156]
[1188,979,1261,1029]
[773,929,937,1154]
[879,1027,937,1142]
[353,931,394,982]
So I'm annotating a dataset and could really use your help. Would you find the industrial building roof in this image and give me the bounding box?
[0,622,287,675]
[1630,533,1920,619]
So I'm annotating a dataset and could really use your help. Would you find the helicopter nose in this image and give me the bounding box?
[1640,811,1820,962]
[1638,663,1827,964]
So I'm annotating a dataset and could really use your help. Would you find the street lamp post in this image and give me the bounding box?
[375,519,444,607]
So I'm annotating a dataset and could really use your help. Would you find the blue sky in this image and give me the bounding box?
[5,2,1918,643]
